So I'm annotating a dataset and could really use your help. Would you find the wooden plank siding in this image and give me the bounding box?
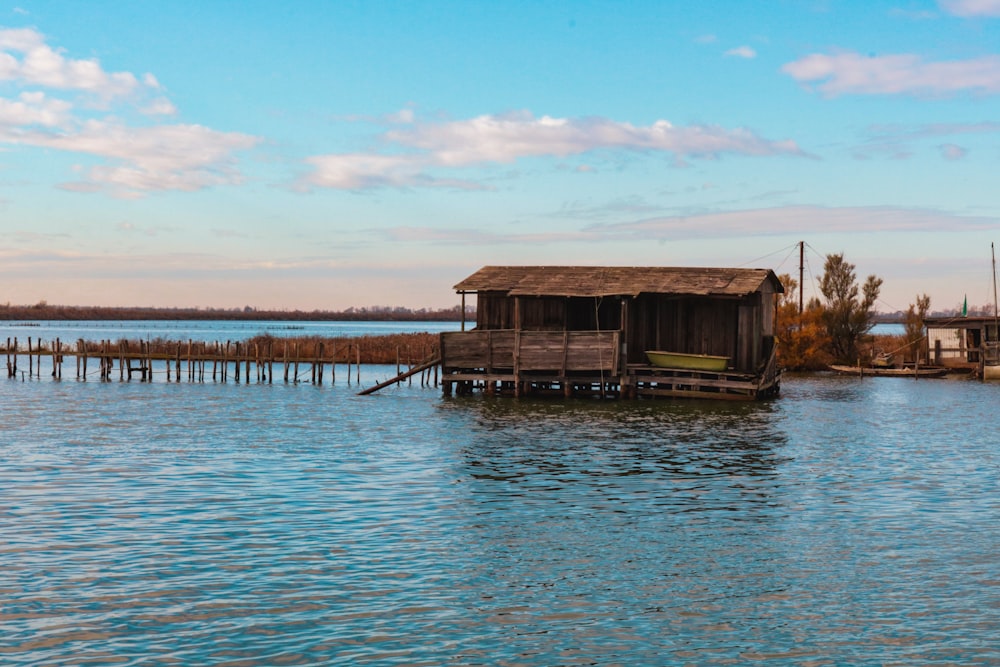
[628,295,741,368]
[441,330,618,373]
[478,294,624,332]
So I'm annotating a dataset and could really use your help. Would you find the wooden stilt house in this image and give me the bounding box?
[440,266,784,400]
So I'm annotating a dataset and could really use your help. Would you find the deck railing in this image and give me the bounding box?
[440,329,620,374]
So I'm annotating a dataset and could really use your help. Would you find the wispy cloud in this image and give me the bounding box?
[853,121,1000,159]
[940,143,968,160]
[725,46,757,59]
[303,111,806,191]
[873,121,1000,138]
[384,225,597,245]
[380,205,997,248]
[589,205,997,240]
[938,0,1000,17]
[783,50,1000,97]
[889,7,938,19]
[0,27,259,196]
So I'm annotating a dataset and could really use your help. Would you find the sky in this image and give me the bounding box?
[2,0,1000,313]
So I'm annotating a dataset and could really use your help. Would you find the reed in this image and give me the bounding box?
[241,332,438,364]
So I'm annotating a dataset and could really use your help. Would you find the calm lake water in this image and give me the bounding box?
[0,319,462,344]
[3,323,1000,665]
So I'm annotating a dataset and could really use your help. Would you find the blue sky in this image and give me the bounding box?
[3,0,1000,312]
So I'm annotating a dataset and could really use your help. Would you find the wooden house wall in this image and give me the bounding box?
[565,297,622,331]
[475,294,622,332]
[476,292,514,329]
[757,282,775,337]
[737,294,762,371]
[520,298,567,330]
[628,295,742,367]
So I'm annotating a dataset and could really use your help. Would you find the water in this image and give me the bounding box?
[0,319,461,344]
[870,322,906,336]
[3,348,1000,664]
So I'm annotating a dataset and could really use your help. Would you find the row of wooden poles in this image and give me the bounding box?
[5,337,440,388]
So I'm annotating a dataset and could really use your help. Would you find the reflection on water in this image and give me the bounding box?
[2,372,1000,665]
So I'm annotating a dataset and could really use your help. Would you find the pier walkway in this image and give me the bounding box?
[4,336,440,390]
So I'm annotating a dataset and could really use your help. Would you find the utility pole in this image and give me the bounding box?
[799,240,805,318]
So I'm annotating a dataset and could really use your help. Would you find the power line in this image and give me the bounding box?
[738,242,801,270]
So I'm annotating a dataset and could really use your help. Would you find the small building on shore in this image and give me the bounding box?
[440,265,783,400]
[924,315,1000,375]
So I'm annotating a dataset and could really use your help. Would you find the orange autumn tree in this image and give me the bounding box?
[775,274,833,370]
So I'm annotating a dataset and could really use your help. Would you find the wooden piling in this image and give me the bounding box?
[267,340,274,384]
[255,343,262,383]
[283,341,289,383]
[317,342,325,385]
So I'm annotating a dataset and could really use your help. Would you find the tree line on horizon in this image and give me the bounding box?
[0,302,472,322]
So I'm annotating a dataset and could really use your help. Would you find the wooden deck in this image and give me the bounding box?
[440,330,780,400]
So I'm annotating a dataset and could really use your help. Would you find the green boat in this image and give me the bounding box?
[644,351,729,372]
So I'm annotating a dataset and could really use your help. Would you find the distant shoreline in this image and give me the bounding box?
[0,304,467,322]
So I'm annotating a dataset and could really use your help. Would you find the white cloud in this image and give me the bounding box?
[938,0,1000,16]
[141,97,177,116]
[783,50,1000,96]
[304,112,805,191]
[0,27,152,100]
[305,153,425,190]
[725,46,757,59]
[32,121,260,195]
[0,91,71,127]
[0,27,260,195]
[0,26,42,51]
[3,119,259,196]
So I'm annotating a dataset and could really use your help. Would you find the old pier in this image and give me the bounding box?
[4,336,440,389]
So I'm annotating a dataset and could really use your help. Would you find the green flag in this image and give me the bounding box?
[963,294,968,317]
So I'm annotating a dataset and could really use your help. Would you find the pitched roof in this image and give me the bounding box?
[454,266,784,297]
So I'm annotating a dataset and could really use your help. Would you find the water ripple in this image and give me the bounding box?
[2,373,1000,664]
